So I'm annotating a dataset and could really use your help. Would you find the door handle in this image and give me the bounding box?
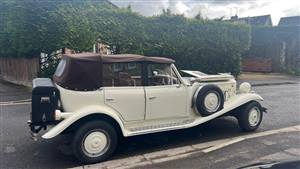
[106,98,115,102]
[149,96,157,100]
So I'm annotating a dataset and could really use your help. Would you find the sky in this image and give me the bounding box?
[110,0,300,25]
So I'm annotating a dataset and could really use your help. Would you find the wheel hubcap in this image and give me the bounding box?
[249,107,261,127]
[204,92,220,113]
[83,130,109,157]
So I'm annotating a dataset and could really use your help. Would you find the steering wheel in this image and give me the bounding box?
[153,74,171,85]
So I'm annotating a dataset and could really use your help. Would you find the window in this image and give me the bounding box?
[103,63,142,87]
[147,64,181,86]
[147,64,171,86]
[128,63,136,70]
[54,59,66,77]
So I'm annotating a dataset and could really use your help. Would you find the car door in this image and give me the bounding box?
[103,62,145,121]
[145,63,188,120]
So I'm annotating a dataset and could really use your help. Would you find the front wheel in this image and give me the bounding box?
[72,120,118,164]
[237,101,263,132]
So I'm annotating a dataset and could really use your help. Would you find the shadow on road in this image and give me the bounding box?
[47,117,247,168]
[115,117,242,158]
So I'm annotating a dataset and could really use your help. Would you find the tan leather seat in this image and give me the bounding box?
[118,72,133,86]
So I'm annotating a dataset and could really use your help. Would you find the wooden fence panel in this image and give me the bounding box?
[242,57,272,72]
[0,57,39,86]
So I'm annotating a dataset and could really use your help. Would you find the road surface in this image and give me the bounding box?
[0,80,299,169]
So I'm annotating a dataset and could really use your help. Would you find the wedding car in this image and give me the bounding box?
[28,53,266,163]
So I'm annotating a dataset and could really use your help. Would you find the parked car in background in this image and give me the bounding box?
[28,53,266,163]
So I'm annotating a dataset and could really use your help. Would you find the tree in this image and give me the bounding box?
[213,16,225,21]
[195,11,203,20]
[162,8,172,16]
[127,5,132,11]
[0,0,251,76]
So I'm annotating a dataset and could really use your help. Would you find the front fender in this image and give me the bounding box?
[188,92,264,127]
[227,92,264,109]
[42,105,126,139]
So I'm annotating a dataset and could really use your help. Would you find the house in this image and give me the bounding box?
[230,14,273,26]
[278,16,300,26]
[61,42,111,55]
[103,0,119,8]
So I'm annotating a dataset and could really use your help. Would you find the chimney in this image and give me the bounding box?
[231,14,238,20]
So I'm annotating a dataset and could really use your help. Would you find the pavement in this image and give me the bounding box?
[142,130,300,169]
[0,73,299,169]
[0,79,31,102]
[238,72,300,86]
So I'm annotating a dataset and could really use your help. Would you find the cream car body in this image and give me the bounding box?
[42,64,262,139]
[29,53,265,163]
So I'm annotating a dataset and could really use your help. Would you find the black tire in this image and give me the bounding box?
[194,85,224,116]
[72,120,118,164]
[237,101,263,132]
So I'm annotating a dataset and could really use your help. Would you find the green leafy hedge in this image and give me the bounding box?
[0,0,251,76]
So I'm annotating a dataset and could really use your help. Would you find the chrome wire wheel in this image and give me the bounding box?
[82,130,110,158]
[204,91,221,113]
[248,107,261,127]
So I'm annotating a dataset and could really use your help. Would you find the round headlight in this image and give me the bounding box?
[239,82,251,93]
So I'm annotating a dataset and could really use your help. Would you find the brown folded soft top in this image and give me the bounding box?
[53,53,175,91]
[64,53,175,63]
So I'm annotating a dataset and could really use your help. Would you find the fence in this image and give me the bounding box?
[0,57,39,86]
[242,57,272,72]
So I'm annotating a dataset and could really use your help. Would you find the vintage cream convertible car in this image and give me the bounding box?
[28,53,266,163]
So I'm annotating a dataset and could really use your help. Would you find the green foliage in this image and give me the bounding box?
[38,53,61,78]
[1,0,61,57]
[0,0,251,76]
[141,16,250,75]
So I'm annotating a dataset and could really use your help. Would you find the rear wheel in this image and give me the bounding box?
[72,120,118,164]
[237,101,263,132]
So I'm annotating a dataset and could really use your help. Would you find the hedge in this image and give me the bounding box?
[0,0,251,76]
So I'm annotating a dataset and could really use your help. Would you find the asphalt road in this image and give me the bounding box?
[0,81,299,169]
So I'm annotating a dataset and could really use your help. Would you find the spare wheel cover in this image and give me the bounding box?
[194,84,224,116]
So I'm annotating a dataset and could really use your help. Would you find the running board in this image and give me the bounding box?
[127,119,195,136]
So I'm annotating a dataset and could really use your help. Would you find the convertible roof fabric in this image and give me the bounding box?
[53,53,103,91]
[64,53,175,64]
[53,53,175,91]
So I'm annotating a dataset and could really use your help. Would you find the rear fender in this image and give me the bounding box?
[42,105,125,139]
